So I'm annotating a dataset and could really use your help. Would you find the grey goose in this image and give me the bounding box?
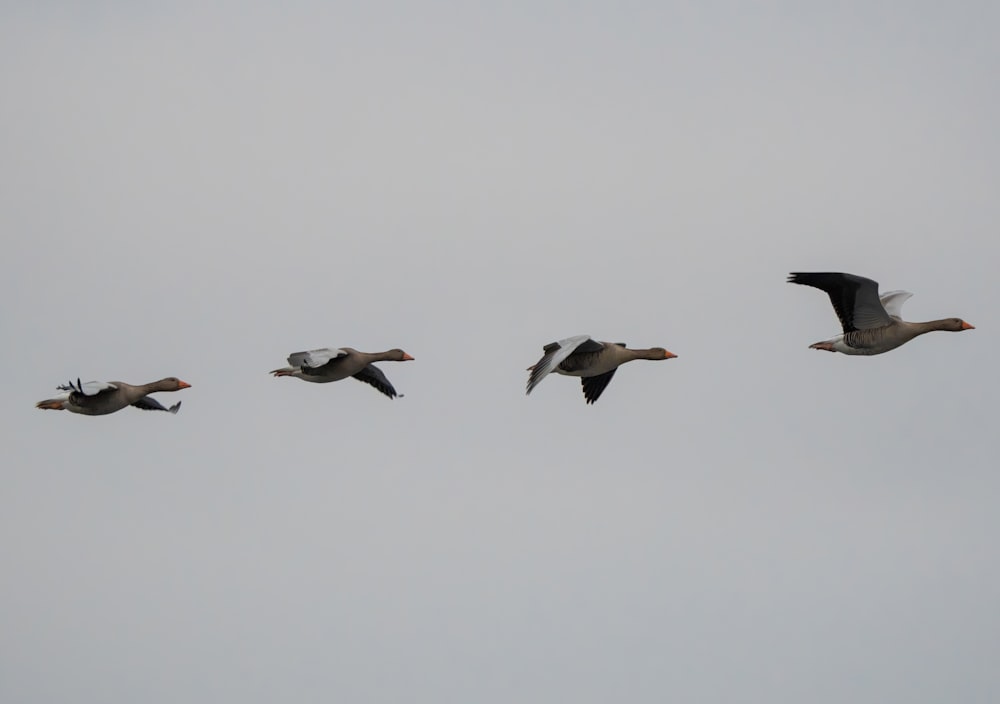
[788,272,974,355]
[36,377,191,415]
[271,347,414,399]
[526,335,676,404]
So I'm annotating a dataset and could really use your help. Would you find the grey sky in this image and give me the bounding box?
[2,3,998,703]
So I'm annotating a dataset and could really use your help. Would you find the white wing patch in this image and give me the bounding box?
[288,348,348,368]
[81,381,116,395]
[879,290,913,319]
[57,380,117,396]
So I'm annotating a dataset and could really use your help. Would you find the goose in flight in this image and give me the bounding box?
[271,347,413,399]
[36,377,191,415]
[788,272,973,355]
[526,335,676,404]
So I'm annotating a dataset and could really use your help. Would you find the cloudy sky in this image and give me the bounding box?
[2,2,998,702]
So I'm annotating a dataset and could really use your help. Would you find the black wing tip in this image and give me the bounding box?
[787,272,823,284]
[580,370,616,405]
[788,272,858,283]
[350,364,401,399]
[582,388,601,404]
[787,272,858,292]
[376,378,399,399]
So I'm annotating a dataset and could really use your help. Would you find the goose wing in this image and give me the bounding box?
[580,369,617,404]
[57,379,117,397]
[287,348,348,370]
[131,396,182,414]
[788,272,892,332]
[352,365,399,399]
[879,290,914,320]
[526,335,604,395]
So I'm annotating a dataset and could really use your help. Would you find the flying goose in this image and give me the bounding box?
[271,347,414,399]
[36,377,191,415]
[526,335,676,404]
[788,272,974,355]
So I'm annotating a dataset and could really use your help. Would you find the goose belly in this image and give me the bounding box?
[840,330,907,355]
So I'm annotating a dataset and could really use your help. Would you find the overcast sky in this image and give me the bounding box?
[2,3,998,703]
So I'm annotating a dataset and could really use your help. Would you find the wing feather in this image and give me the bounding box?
[788,272,892,332]
[56,380,117,396]
[287,348,348,369]
[580,369,617,404]
[352,365,399,399]
[879,290,913,319]
[131,397,182,414]
[526,335,603,395]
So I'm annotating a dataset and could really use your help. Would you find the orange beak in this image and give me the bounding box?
[664,350,678,359]
[962,321,975,330]
[178,380,192,389]
[402,353,415,361]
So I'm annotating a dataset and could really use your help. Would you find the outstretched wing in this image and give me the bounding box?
[352,365,399,399]
[287,348,348,369]
[131,396,182,414]
[787,272,892,332]
[879,290,913,320]
[526,335,605,395]
[57,379,117,397]
[580,369,617,405]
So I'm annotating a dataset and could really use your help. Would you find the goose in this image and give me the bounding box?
[36,377,191,415]
[526,335,676,404]
[271,347,414,399]
[788,272,974,355]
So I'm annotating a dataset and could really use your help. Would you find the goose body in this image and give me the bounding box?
[788,272,973,355]
[271,347,414,399]
[36,377,191,415]
[526,335,676,404]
